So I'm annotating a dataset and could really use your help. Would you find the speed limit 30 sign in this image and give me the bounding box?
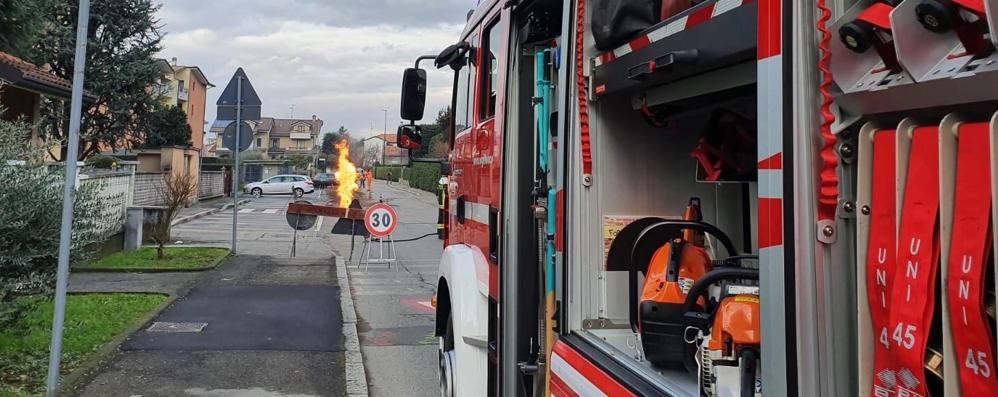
[364,203,398,238]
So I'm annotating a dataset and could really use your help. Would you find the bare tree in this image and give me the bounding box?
[149,172,198,259]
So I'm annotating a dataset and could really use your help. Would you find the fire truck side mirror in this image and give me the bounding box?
[400,68,427,121]
[397,124,423,151]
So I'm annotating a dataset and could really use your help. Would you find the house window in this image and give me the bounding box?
[293,124,309,133]
[256,138,262,148]
[271,138,280,147]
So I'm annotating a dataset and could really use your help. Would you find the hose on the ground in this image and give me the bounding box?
[369,233,437,243]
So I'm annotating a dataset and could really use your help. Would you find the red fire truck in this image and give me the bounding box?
[395,0,998,396]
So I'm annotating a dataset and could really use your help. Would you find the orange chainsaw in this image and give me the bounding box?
[608,200,740,370]
[682,259,761,397]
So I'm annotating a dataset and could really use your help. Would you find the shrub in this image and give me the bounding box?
[84,154,117,169]
[0,118,105,316]
[408,162,442,193]
[149,172,198,259]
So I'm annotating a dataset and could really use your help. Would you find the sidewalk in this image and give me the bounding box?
[173,195,250,226]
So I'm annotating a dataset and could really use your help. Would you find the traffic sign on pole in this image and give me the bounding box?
[364,203,398,238]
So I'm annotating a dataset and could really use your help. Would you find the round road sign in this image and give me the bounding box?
[365,203,398,238]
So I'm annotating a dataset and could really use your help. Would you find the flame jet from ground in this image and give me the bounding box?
[332,140,359,207]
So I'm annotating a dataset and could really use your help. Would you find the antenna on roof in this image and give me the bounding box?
[289,104,295,118]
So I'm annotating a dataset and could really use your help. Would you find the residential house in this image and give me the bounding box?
[0,51,92,149]
[364,133,406,166]
[255,116,322,160]
[213,115,323,161]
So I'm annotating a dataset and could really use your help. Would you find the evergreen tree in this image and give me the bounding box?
[0,0,45,57]
[33,0,165,160]
[142,105,192,147]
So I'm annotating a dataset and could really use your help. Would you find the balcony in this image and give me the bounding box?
[289,132,311,140]
[177,85,189,101]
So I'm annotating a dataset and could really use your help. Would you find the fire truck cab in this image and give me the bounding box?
[398,0,998,396]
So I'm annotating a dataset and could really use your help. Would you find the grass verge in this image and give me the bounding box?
[0,293,168,396]
[85,247,229,271]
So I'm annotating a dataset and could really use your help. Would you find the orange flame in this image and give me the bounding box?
[333,140,359,207]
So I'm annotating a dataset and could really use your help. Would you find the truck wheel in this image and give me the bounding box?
[438,316,456,397]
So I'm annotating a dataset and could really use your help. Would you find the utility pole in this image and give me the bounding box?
[381,109,388,164]
[231,76,242,253]
[46,1,90,395]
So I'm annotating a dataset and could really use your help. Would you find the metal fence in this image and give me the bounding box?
[78,171,133,240]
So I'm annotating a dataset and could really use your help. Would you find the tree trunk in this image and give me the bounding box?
[157,244,164,260]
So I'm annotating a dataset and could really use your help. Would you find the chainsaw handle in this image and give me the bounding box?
[681,267,760,317]
[627,220,739,332]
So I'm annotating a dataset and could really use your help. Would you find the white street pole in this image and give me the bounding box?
[231,76,242,253]
[380,109,387,165]
[46,1,90,395]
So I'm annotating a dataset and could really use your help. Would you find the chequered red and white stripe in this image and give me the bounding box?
[550,341,637,397]
[594,0,754,66]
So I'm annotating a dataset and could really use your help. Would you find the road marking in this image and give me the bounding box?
[263,208,279,214]
[238,208,254,213]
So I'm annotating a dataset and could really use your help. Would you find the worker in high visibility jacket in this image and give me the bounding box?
[366,169,374,192]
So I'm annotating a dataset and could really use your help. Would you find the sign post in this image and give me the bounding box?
[360,203,399,271]
[231,76,242,253]
[46,1,91,395]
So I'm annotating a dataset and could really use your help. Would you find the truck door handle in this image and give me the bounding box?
[456,195,466,224]
[488,207,499,262]
[625,49,699,80]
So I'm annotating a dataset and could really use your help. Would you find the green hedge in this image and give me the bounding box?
[374,166,403,182]
[408,162,442,193]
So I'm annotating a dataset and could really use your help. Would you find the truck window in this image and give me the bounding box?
[480,20,500,120]
[453,35,478,132]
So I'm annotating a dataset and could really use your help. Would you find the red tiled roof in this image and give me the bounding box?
[0,51,74,96]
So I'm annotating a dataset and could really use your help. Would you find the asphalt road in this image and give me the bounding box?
[132,183,443,396]
[331,181,441,397]
[79,189,348,397]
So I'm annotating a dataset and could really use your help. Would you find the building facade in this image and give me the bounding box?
[157,57,213,151]
[364,133,406,166]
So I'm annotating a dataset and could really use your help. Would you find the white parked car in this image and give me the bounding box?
[244,174,314,198]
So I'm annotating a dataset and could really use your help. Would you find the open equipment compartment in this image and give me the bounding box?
[565,1,762,390]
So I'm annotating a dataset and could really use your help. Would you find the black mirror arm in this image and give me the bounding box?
[414,55,436,69]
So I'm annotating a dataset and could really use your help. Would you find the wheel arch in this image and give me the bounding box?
[436,277,452,337]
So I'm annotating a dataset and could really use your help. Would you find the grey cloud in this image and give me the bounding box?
[158,0,468,136]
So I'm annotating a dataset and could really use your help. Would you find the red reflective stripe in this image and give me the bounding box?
[758,153,782,170]
[550,373,579,397]
[868,130,898,396]
[686,3,715,28]
[887,127,940,397]
[757,0,781,59]
[552,341,636,396]
[946,122,998,394]
[628,35,651,51]
[758,198,783,248]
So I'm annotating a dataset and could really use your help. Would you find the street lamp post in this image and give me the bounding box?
[381,109,388,165]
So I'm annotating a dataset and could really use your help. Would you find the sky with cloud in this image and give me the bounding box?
[157,0,473,138]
